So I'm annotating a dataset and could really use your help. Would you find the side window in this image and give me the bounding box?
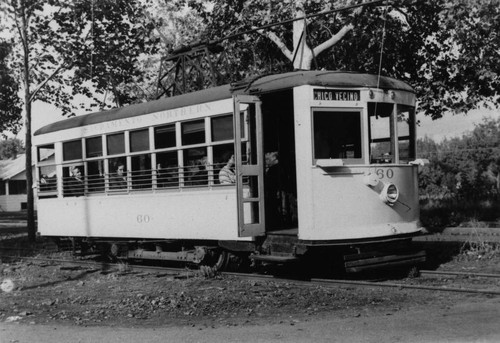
[63,140,82,161]
[86,136,103,158]
[182,119,205,145]
[108,157,127,191]
[131,154,152,189]
[87,160,105,193]
[157,151,179,188]
[38,145,55,162]
[130,129,149,152]
[63,165,85,197]
[211,115,233,141]
[183,148,208,186]
[213,144,234,184]
[37,145,57,194]
[86,136,104,193]
[155,124,176,149]
[313,110,362,161]
[107,133,125,155]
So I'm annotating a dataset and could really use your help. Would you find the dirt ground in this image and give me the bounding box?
[1,230,500,342]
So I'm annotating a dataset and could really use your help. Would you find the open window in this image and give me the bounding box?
[369,103,393,164]
[37,145,57,195]
[368,103,416,164]
[313,109,363,165]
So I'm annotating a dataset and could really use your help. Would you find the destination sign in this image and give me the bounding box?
[313,89,360,101]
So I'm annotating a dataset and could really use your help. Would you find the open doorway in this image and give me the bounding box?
[261,90,298,230]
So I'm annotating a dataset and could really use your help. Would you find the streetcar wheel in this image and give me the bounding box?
[212,249,229,271]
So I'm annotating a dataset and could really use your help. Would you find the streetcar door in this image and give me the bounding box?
[233,95,265,237]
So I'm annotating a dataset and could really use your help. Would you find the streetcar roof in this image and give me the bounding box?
[34,70,413,136]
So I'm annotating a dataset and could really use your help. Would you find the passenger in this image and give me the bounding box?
[187,157,208,186]
[264,151,285,228]
[110,163,127,189]
[218,153,236,184]
[66,166,84,196]
[157,163,178,188]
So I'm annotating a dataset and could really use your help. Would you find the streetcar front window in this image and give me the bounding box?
[397,105,416,163]
[368,102,416,164]
[313,110,362,162]
[369,102,393,163]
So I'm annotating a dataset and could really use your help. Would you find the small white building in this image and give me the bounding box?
[0,154,32,212]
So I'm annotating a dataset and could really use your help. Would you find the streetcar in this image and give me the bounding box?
[34,70,426,273]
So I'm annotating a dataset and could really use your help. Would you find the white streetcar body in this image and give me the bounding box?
[34,71,425,271]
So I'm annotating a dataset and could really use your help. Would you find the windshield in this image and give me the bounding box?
[368,103,415,164]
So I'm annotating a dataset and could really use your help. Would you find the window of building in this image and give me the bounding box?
[130,129,149,153]
[182,119,205,145]
[9,180,27,195]
[0,180,5,195]
[107,133,125,155]
[63,140,82,161]
[154,124,176,149]
[313,110,362,161]
[86,136,103,158]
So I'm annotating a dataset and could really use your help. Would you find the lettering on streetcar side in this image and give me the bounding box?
[313,89,360,101]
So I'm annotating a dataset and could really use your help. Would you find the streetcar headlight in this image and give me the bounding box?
[380,182,399,205]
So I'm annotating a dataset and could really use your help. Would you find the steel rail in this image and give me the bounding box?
[420,270,500,279]
[309,278,500,296]
[3,255,500,296]
[0,255,196,277]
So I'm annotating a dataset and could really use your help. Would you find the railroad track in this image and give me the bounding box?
[2,254,500,296]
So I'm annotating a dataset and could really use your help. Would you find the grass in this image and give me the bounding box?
[420,196,500,231]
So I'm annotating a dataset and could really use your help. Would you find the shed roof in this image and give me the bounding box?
[35,70,414,136]
[0,154,26,180]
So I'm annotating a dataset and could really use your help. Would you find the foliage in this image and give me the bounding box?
[184,0,500,119]
[418,116,500,228]
[0,0,161,116]
[0,41,22,135]
[0,138,25,160]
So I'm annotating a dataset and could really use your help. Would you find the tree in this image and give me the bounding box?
[0,138,25,160]
[418,117,500,200]
[186,0,500,119]
[0,40,23,135]
[0,0,160,241]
